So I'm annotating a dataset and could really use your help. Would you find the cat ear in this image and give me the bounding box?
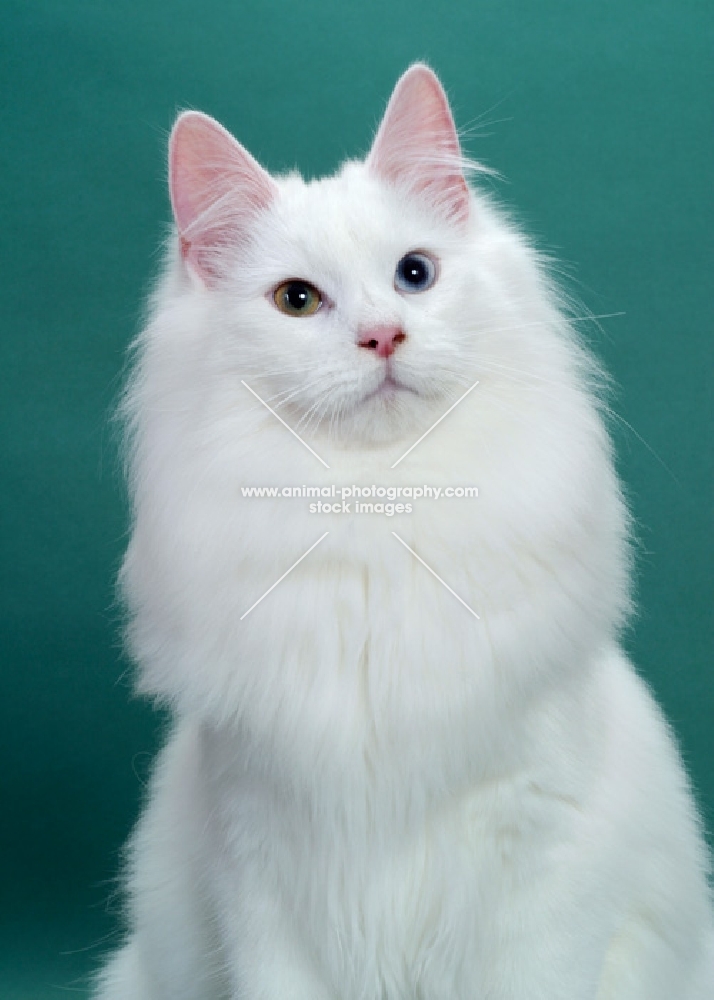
[367,64,469,226]
[169,111,277,286]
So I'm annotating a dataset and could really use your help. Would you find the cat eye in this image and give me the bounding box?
[273,280,323,317]
[394,252,438,294]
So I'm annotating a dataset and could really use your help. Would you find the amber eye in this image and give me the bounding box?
[273,280,322,317]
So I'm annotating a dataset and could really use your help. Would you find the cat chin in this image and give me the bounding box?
[322,387,436,448]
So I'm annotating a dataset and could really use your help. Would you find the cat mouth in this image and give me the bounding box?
[361,373,418,404]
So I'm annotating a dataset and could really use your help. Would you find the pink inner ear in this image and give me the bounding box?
[368,64,469,225]
[169,112,276,284]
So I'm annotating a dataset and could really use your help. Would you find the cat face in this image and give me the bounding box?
[168,65,482,446]
[222,165,481,446]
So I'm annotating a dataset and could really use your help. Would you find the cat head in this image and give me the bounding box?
[165,64,494,447]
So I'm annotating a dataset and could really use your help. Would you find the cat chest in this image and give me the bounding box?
[213,773,588,995]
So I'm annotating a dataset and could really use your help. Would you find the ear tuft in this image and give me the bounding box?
[367,64,469,226]
[169,112,276,285]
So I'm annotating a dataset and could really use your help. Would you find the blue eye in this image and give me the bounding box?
[394,252,437,294]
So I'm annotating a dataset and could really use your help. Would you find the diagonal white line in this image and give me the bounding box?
[240,532,330,620]
[391,532,480,620]
[390,381,479,469]
[241,380,330,469]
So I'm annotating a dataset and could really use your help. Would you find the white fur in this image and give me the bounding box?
[93,67,713,999]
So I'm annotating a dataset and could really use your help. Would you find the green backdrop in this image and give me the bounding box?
[1,1,711,995]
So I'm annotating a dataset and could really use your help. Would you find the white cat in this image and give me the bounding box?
[93,64,713,998]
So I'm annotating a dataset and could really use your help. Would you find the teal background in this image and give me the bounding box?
[1,0,711,994]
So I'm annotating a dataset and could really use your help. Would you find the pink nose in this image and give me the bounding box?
[357,325,406,359]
